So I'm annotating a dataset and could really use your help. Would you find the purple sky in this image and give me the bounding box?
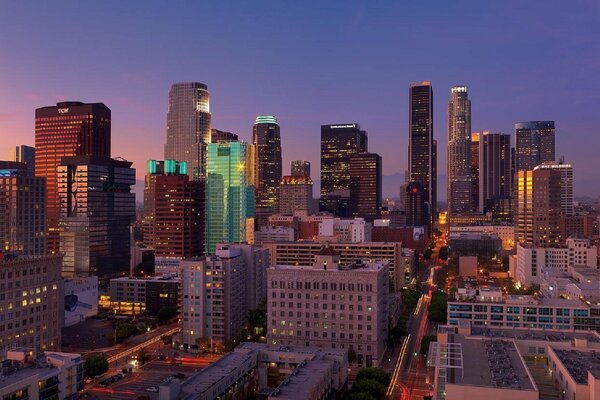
[1,1,599,199]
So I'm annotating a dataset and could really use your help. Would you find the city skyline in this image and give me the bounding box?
[1,2,599,199]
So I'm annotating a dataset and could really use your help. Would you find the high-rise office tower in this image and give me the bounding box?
[534,161,573,216]
[514,121,555,172]
[349,152,382,221]
[205,141,255,254]
[320,124,368,216]
[405,182,428,226]
[58,156,135,279]
[164,82,211,180]
[0,161,46,255]
[447,85,472,215]
[408,82,435,215]
[480,132,512,211]
[291,160,311,178]
[11,145,35,177]
[143,160,205,259]
[253,116,282,227]
[470,133,480,212]
[515,168,562,247]
[211,129,238,143]
[278,176,313,215]
[35,101,111,254]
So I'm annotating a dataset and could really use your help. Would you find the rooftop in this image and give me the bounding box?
[553,348,600,384]
[447,335,535,390]
[469,326,600,343]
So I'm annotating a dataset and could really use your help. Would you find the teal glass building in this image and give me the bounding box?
[205,141,255,254]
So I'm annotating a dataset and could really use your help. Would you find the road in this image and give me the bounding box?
[387,234,445,399]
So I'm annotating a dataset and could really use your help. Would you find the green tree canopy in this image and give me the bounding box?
[84,355,108,378]
[352,379,386,399]
[157,306,178,323]
[356,367,391,386]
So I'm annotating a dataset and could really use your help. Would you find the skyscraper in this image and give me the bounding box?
[515,168,562,247]
[35,101,111,254]
[11,145,35,177]
[514,121,555,172]
[143,160,205,259]
[447,85,472,215]
[480,132,512,211]
[205,141,255,254]
[211,129,238,143]
[534,161,573,217]
[408,82,435,215]
[471,133,481,211]
[164,82,211,180]
[253,116,282,227]
[58,155,135,279]
[291,160,311,178]
[0,161,46,255]
[349,152,382,221]
[320,123,368,216]
[405,182,428,226]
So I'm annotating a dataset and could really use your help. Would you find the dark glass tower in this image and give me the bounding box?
[35,101,111,254]
[408,82,435,216]
[291,160,311,178]
[480,132,512,211]
[349,152,382,221]
[320,123,368,216]
[514,121,555,172]
[253,116,282,227]
[58,155,135,279]
[165,82,211,181]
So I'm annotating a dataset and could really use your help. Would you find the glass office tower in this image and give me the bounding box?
[165,82,211,180]
[205,142,255,254]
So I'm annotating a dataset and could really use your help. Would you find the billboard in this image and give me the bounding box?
[413,227,425,241]
[64,276,98,327]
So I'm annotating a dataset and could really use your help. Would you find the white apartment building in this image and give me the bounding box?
[181,244,269,350]
[516,236,598,285]
[318,217,372,242]
[267,246,389,367]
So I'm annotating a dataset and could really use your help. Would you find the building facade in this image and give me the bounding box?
[253,116,282,227]
[514,121,555,172]
[35,101,111,254]
[408,82,436,215]
[349,152,382,221]
[447,86,472,215]
[165,82,211,180]
[267,249,389,367]
[320,124,368,216]
[278,176,313,215]
[291,160,311,178]
[0,255,63,359]
[534,161,573,217]
[210,128,238,143]
[205,142,255,254]
[143,160,204,260]
[480,132,512,213]
[0,161,46,255]
[58,156,135,279]
[11,145,35,177]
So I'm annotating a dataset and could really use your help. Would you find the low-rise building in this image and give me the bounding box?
[318,217,372,242]
[266,246,389,367]
[449,224,515,250]
[255,226,296,244]
[159,343,347,400]
[0,349,83,400]
[108,274,180,316]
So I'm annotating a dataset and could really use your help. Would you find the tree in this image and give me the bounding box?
[420,335,437,355]
[423,248,433,260]
[157,306,178,323]
[84,355,108,378]
[439,246,449,261]
[196,337,210,352]
[347,392,376,400]
[351,379,386,399]
[356,367,391,386]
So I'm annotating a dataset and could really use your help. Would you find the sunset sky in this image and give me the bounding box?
[1,1,599,199]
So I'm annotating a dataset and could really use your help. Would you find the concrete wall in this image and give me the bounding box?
[445,384,537,400]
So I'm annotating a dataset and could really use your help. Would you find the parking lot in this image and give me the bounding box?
[85,359,209,400]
